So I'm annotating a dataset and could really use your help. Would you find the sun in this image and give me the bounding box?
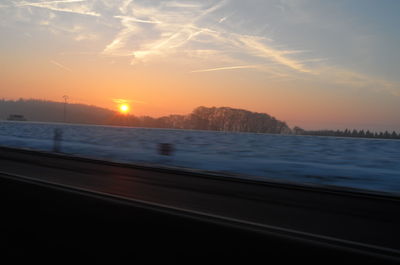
[119,104,130,114]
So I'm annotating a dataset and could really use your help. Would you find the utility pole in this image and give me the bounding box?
[63,95,69,123]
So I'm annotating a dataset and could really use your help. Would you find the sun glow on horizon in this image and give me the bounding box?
[119,103,130,114]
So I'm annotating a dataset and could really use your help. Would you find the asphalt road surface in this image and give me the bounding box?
[1,146,399,263]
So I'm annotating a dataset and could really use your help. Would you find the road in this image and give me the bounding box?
[1,146,400,263]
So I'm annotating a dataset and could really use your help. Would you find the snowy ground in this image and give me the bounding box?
[1,121,399,195]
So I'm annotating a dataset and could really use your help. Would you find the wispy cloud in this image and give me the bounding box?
[50,60,72,72]
[163,2,203,9]
[12,0,313,76]
[236,35,312,73]
[113,98,146,104]
[114,15,161,24]
[102,0,229,62]
[16,0,100,16]
[100,0,316,75]
[113,98,129,104]
[191,65,259,73]
[119,0,132,14]
[320,67,400,96]
[218,16,227,23]
[10,0,398,97]
[102,16,140,57]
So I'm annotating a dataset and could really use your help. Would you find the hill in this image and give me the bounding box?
[149,106,291,134]
[0,99,119,125]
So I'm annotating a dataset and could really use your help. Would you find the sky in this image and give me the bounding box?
[0,0,400,131]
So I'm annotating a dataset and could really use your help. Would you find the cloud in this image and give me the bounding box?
[113,98,146,104]
[101,0,229,61]
[16,0,100,16]
[119,0,132,14]
[236,35,312,73]
[114,15,161,24]
[100,0,316,75]
[330,68,400,96]
[218,16,227,23]
[191,65,259,73]
[112,98,129,104]
[11,0,312,76]
[50,60,72,72]
[10,0,398,97]
[163,2,202,9]
[74,33,97,41]
[102,16,141,57]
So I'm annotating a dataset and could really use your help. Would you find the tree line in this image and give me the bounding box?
[293,127,400,140]
[122,106,291,134]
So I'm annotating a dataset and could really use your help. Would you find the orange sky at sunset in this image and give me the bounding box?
[2,53,397,131]
[1,0,400,131]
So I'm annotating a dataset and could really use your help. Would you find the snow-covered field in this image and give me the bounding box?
[1,121,399,195]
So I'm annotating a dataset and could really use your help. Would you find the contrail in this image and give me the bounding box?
[50,60,72,72]
[17,0,86,4]
[191,65,258,73]
[17,0,100,17]
[114,16,161,24]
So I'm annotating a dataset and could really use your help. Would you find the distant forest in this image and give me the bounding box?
[135,106,291,134]
[0,99,398,139]
[293,127,400,140]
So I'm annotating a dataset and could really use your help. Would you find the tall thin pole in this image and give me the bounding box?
[62,95,69,123]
